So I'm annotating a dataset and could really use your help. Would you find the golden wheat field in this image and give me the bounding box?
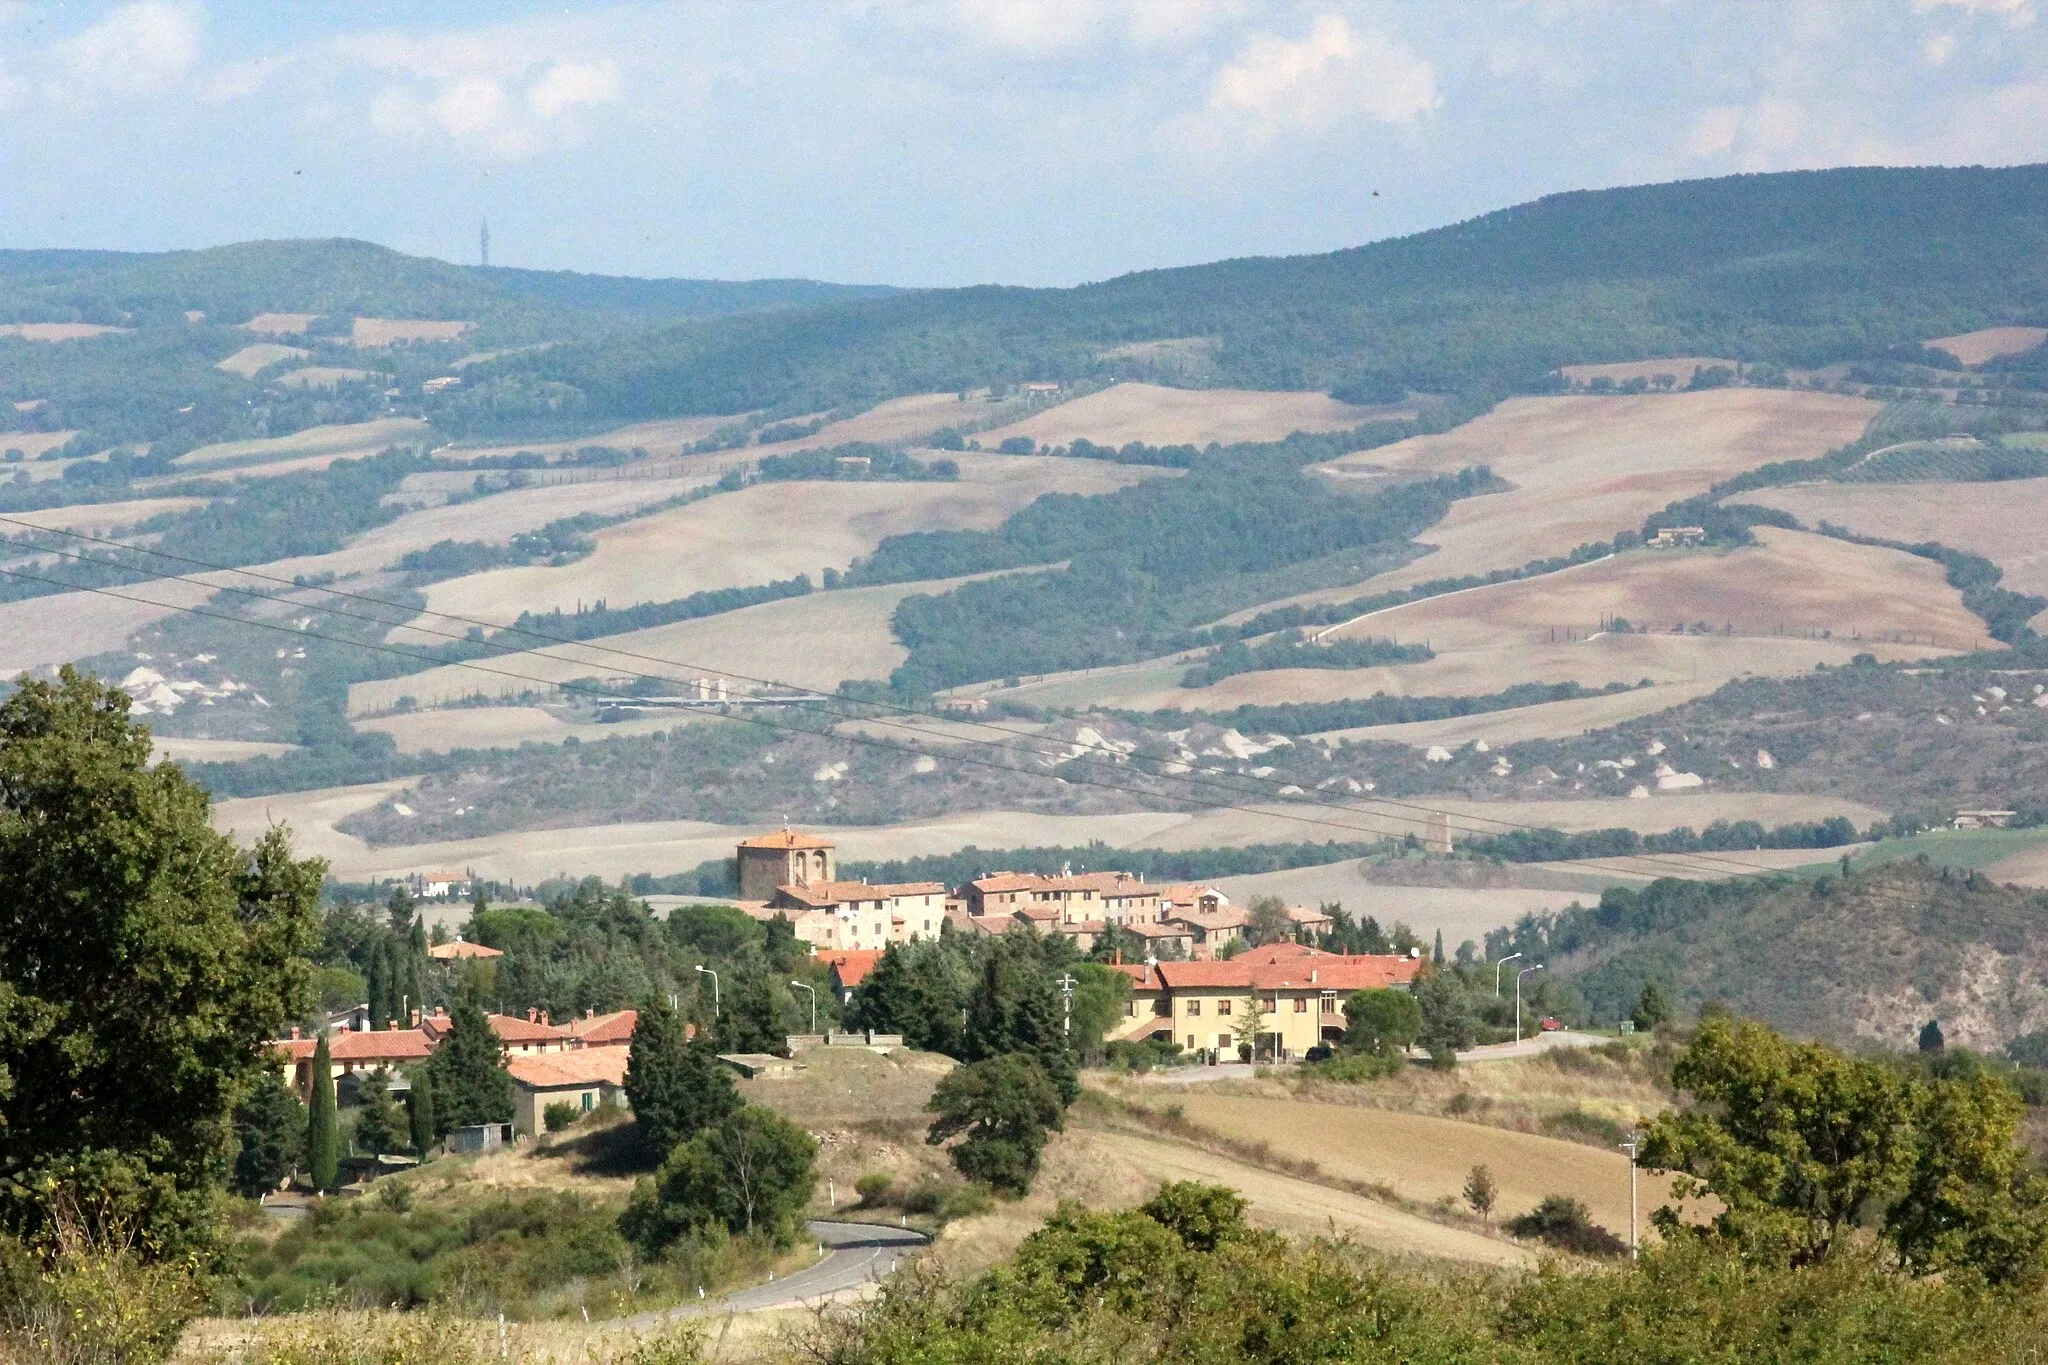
[354,705,712,753]
[0,321,128,340]
[0,495,209,535]
[1926,325,2048,366]
[1745,479,2048,624]
[1305,680,1722,749]
[351,317,470,345]
[174,417,433,471]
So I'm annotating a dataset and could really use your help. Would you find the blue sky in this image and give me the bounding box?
[2,1,2045,286]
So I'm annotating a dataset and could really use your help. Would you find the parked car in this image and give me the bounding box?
[1539,1016,1565,1032]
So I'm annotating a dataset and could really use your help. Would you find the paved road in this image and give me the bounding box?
[1458,1029,1615,1061]
[638,1220,929,1321]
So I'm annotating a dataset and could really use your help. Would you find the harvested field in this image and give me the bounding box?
[1212,866,1569,946]
[352,317,469,346]
[834,714,1049,747]
[350,577,950,713]
[1927,325,2048,366]
[1307,681,1720,749]
[355,706,711,753]
[211,794,1190,883]
[151,737,297,763]
[777,391,986,450]
[215,342,308,378]
[273,365,377,388]
[456,414,736,461]
[0,575,221,678]
[995,631,1950,714]
[243,313,320,335]
[1291,389,1879,604]
[976,381,1396,449]
[1140,791,1889,852]
[1746,479,2048,625]
[415,452,1155,623]
[175,417,432,472]
[0,431,81,461]
[1559,356,1733,385]
[1322,528,1984,652]
[0,322,127,341]
[1984,842,2048,889]
[1077,1128,1531,1267]
[0,496,208,536]
[1170,1093,1635,1234]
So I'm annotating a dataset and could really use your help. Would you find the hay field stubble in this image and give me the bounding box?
[974,380,1399,448]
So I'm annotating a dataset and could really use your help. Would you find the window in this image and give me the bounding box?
[1154,999,1171,1017]
[1217,1034,1232,1050]
[581,1091,594,1112]
[1186,1034,1196,1050]
[1216,999,1232,1015]
[1124,1000,1136,1017]
[1185,999,1202,1016]
[1321,992,1338,1014]
[1293,997,1309,1013]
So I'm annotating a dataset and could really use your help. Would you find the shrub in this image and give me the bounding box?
[854,1173,896,1208]
[1542,1110,1630,1146]
[1426,1045,1459,1071]
[0,1222,204,1365]
[542,1101,580,1134]
[622,1106,817,1252]
[1506,1195,1629,1256]
[1302,1051,1402,1083]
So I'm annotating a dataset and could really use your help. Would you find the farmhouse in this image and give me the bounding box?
[411,870,473,898]
[817,948,883,1002]
[273,1025,434,1099]
[1953,809,2018,829]
[563,1007,637,1048]
[508,1048,630,1137]
[1108,944,1423,1061]
[427,936,501,961]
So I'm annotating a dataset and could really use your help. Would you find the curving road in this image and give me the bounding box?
[637,1219,929,1322]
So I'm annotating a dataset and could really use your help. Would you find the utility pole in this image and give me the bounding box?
[1494,952,1522,997]
[1620,1134,1641,1260]
[1516,963,1544,1044]
[1056,972,1077,1036]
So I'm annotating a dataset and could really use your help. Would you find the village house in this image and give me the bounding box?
[959,870,1162,929]
[419,1006,569,1057]
[563,1008,637,1048]
[427,937,502,961]
[731,831,947,948]
[1165,906,1249,957]
[411,870,474,899]
[1106,943,1423,1061]
[273,1024,434,1100]
[507,1048,630,1136]
[817,948,883,1003]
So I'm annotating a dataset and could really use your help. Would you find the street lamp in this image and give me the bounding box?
[1515,963,1545,1044]
[789,980,816,1034]
[1494,952,1523,997]
[1056,973,1077,1037]
[695,965,719,1018]
[1619,1133,1641,1261]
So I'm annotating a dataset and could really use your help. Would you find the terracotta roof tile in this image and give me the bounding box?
[507,1049,630,1090]
[738,830,835,850]
[566,1009,637,1045]
[428,939,502,960]
[818,948,884,988]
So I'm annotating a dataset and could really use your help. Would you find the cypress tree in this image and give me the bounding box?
[1433,929,1445,967]
[626,998,739,1157]
[424,1000,513,1133]
[408,1067,436,1156]
[364,939,389,1029]
[306,1034,339,1192]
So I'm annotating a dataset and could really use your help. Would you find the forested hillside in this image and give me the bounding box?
[1500,860,2048,1049]
[442,165,2048,431]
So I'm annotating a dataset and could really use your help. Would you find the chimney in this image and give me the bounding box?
[540,1010,550,1027]
[1311,969,1318,984]
[527,1008,538,1023]
[289,1025,301,1040]
[411,1009,421,1028]
[585,1007,595,1019]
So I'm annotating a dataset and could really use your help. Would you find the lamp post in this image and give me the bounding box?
[695,965,719,1018]
[1494,952,1522,997]
[1056,972,1077,1037]
[1619,1133,1641,1261]
[789,980,816,1034]
[1516,963,1544,1044]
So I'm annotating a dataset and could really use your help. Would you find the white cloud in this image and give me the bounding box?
[1681,97,1807,169]
[1912,0,2032,21]
[57,0,201,97]
[1206,14,1437,140]
[918,0,1238,55]
[1923,32,1959,63]
[528,60,621,120]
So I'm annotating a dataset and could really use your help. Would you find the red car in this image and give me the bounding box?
[1539,1016,1565,1032]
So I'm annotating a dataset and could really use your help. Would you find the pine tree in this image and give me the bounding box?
[408,1067,436,1156]
[307,1035,339,1192]
[628,1000,740,1157]
[387,883,417,936]
[424,1000,513,1134]
[353,1067,404,1155]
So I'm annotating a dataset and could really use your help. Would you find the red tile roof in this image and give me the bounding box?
[272,1028,434,1063]
[818,948,884,989]
[739,830,835,849]
[566,1009,637,1046]
[1116,954,1421,992]
[775,879,946,908]
[508,1049,630,1090]
[488,1012,568,1043]
[428,938,503,959]
[966,872,1040,894]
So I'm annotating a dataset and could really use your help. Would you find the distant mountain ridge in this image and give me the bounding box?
[435,163,2048,432]
[0,238,897,331]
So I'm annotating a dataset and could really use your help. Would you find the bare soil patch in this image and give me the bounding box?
[242,313,320,335]
[457,414,738,461]
[356,706,708,753]
[977,381,1398,449]
[415,453,1155,624]
[151,736,298,763]
[1211,867,1571,947]
[175,418,432,472]
[1927,325,2048,366]
[1308,681,1721,749]
[215,342,308,378]
[0,495,208,536]
[0,430,80,462]
[1746,479,2048,626]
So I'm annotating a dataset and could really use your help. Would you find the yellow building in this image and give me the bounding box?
[1109,943,1423,1060]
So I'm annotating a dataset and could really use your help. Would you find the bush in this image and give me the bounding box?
[854,1173,896,1208]
[1301,1051,1403,1083]
[622,1106,817,1252]
[1541,1110,1630,1146]
[0,1223,204,1365]
[1426,1045,1459,1071]
[900,1177,994,1221]
[925,1055,1064,1196]
[543,1101,580,1134]
[1506,1195,1630,1256]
